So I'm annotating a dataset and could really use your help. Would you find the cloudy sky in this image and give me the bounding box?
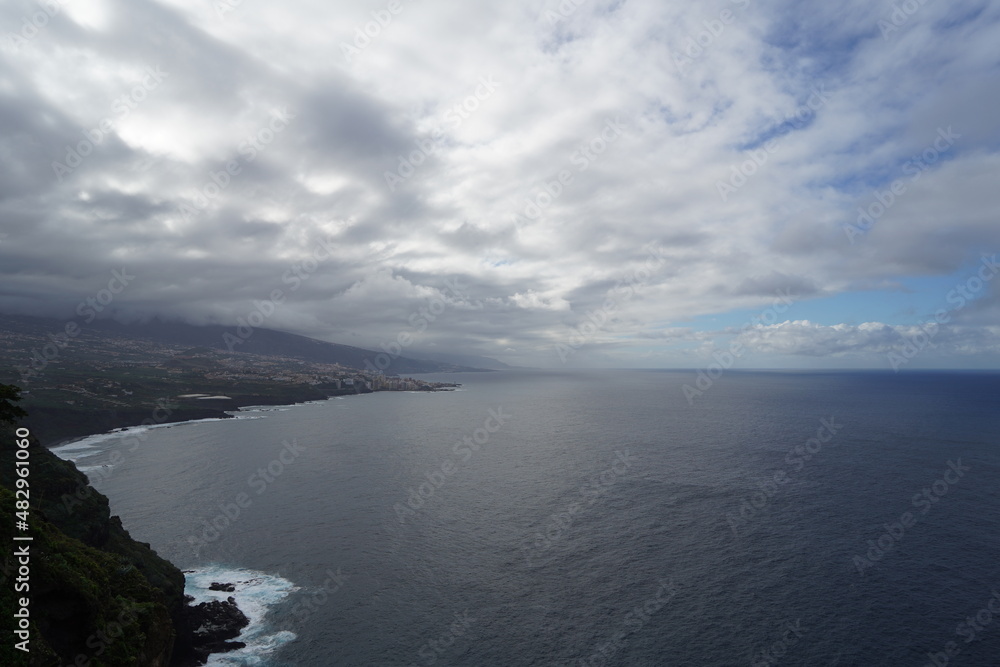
[1,0,999,369]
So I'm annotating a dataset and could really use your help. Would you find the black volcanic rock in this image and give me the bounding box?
[208,582,236,592]
[172,596,250,666]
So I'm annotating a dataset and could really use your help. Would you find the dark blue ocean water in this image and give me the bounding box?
[55,370,1000,666]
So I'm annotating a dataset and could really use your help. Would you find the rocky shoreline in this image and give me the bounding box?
[30,385,370,449]
[4,381,454,664]
[172,586,250,666]
[0,420,255,666]
[30,381,459,449]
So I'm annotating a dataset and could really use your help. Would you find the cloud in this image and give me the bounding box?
[0,0,998,368]
[728,319,1000,367]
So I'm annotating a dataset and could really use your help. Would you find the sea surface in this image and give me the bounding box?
[53,369,1000,666]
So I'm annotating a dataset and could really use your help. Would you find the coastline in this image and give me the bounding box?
[44,381,458,665]
[44,402,308,666]
[38,381,459,449]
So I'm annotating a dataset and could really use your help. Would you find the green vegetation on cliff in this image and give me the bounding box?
[0,385,184,666]
[0,486,175,666]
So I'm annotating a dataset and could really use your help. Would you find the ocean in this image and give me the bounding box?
[53,369,1000,666]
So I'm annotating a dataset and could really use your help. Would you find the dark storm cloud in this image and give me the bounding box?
[0,0,998,367]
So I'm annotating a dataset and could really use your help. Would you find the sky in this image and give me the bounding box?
[1,0,999,370]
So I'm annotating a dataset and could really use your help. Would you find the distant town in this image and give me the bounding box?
[0,316,459,445]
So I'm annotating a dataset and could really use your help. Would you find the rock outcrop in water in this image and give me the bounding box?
[171,593,250,666]
[0,388,248,667]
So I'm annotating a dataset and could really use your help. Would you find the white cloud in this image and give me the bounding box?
[0,0,998,367]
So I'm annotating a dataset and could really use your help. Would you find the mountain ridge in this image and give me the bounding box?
[0,314,490,375]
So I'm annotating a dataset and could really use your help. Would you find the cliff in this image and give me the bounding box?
[0,425,185,667]
[0,427,178,666]
[0,388,266,666]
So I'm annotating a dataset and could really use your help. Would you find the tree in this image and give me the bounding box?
[0,384,28,425]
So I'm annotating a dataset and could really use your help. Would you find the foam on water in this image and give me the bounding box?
[50,416,264,483]
[185,565,299,666]
[78,370,1000,665]
[52,430,138,457]
[51,440,106,453]
[51,447,98,465]
[51,416,266,456]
